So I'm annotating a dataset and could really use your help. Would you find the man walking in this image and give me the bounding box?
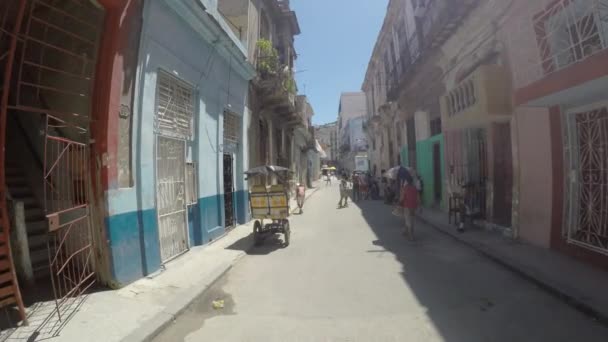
[296,183,306,214]
[338,175,349,208]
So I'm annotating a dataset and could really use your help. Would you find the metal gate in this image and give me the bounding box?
[446,128,487,218]
[156,136,189,262]
[223,153,235,228]
[44,116,94,321]
[564,105,608,255]
[1,0,102,323]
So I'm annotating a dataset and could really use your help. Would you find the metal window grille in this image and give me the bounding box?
[156,70,194,139]
[223,111,240,153]
[509,0,608,88]
[563,106,608,255]
[541,0,607,71]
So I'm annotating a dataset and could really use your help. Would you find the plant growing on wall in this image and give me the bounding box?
[256,39,279,76]
[283,74,297,94]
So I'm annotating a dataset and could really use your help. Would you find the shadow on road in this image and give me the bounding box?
[352,198,607,342]
[225,233,285,256]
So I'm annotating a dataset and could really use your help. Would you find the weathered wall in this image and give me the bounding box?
[513,108,553,247]
[104,0,251,285]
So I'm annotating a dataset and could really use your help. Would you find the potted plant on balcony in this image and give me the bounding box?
[256,39,279,78]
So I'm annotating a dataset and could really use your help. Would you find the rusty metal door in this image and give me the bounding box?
[156,136,189,262]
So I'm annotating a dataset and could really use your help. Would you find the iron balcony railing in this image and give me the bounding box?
[510,0,608,90]
[387,0,477,100]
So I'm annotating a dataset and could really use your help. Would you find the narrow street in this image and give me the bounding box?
[154,184,608,342]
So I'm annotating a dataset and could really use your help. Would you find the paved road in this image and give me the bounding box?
[154,184,608,342]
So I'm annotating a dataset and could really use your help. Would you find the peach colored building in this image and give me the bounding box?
[503,0,608,268]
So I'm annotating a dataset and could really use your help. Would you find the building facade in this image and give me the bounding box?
[363,0,478,209]
[314,122,338,165]
[0,0,268,322]
[104,0,255,285]
[504,0,608,268]
[337,92,368,172]
[365,0,608,271]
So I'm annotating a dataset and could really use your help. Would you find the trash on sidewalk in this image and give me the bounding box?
[212,299,225,309]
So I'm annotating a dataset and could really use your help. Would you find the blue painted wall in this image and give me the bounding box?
[104,0,253,286]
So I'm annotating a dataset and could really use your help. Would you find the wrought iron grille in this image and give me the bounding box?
[156,70,194,139]
[223,111,239,153]
[509,0,608,89]
[156,136,188,262]
[563,106,608,255]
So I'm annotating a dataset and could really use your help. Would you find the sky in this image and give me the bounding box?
[290,0,389,125]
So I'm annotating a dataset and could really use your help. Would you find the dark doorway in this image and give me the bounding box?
[223,154,235,228]
[492,123,513,227]
[433,142,442,204]
[406,118,416,168]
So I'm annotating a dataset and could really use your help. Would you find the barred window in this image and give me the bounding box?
[223,111,240,152]
[156,70,194,139]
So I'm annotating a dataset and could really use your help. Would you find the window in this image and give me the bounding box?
[540,0,608,73]
[223,111,240,153]
[430,117,442,136]
[156,70,195,139]
[383,52,391,85]
[260,10,271,41]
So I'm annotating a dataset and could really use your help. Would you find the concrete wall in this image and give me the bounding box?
[104,0,251,285]
[512,108,553,247]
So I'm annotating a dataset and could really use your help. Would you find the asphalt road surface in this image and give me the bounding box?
[154,183,608,342]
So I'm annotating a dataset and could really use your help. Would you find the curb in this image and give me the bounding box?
[417,214,608,326]
[121,247,252,342]
[125,187,321,341]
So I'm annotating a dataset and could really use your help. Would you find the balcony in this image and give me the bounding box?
[419,0,479,50]
[441,65,512,131]
[253,39,297,117]
[387,0,478,101]
[512,0,608,107]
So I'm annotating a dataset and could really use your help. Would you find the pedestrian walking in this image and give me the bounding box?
[400,180,419,241]
[352,172,360,202]
[338,175,349,208]
[296,183,306,214]
[325,173,332,186]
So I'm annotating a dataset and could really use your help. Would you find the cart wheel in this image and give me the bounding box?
[283,220,290,247]
[253,220,263,246]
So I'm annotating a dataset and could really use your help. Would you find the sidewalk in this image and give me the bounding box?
[418,208,608,324]
[3,185,320,342]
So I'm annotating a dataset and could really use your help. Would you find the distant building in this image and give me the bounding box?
[337,92,368,171]
[314,122,338,164]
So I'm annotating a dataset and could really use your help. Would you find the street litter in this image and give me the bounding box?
[212,300,225,309]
